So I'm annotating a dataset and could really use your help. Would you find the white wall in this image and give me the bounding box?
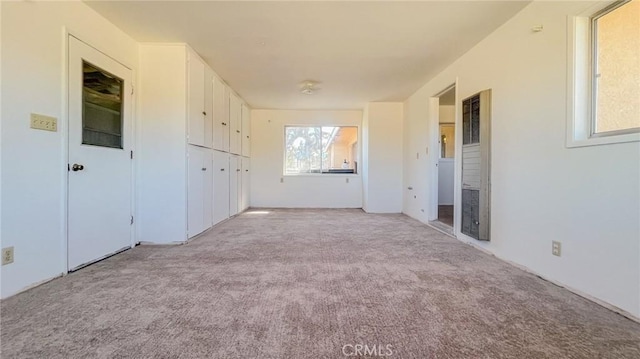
[0,1,139,298]
[403,1,640,318]
[137,44,188,244]
[439,105,455,124]
[250,110,363,208]
[362,103,403,213]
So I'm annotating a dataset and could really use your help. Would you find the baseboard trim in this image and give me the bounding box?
[456,236,640,324]
[0,274,63,301]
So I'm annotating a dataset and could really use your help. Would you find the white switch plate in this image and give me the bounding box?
[30,113,57,132]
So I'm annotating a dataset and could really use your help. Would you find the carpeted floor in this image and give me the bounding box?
[1,209,639,358]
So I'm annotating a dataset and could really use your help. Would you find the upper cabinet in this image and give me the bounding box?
[241,103,251,157]
[213,77,230,152]
[229,92,242,155]
[187,50,213,148]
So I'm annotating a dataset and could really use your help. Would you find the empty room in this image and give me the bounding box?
[1,0,639,358]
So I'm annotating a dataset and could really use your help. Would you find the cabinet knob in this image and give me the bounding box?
[236,130,240,133]
[202,111,207,116]
[220,168,225,171]
[236,169,241,172]
[202,167,207,171]
[246,136,249,139]
[222,122,227,126]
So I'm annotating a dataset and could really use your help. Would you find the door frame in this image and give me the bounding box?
[61,29,137,274]
[428,82,458,233]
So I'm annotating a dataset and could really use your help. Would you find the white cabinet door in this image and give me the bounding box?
[241,157,250,211]
[188,145,205,238]
[229,155,240,215]
[204,67,213,149]
[241,103,251,157]
[229,93,242,155]
[213,150,230,225]
[187,53,205,147]
[212,77,225,151]
[213,79,230,152]
[203,149,213,230]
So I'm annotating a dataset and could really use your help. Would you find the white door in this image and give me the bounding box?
[203,149,213,230]
[213,79,230,152]
[213,151,230,224]
[229,93,241,155]
[241,157,250,211]
[229,155,240,216]
[187,52,205,147]
[68,36,133,270]
[188,145,205,238]
[241,104,251,157]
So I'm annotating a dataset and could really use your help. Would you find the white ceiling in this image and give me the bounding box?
[86,1,529,110]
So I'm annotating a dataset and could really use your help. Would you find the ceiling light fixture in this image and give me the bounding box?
[300,81,318,95]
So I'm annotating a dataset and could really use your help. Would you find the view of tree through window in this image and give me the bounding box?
[285,126,358,175]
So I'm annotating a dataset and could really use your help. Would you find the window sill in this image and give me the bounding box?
[566,132,640,148]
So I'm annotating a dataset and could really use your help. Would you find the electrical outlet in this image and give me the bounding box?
[552,241,561,257]
[30,113,57,132]
[2,247,14,265]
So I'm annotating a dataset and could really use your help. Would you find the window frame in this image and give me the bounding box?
[282,124,361,177]
[567,0,640,147]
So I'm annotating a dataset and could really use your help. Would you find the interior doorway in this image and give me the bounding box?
[430,85,456,232]
[67,36,134,270]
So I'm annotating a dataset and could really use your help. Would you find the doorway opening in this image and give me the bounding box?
[430,85,456,232]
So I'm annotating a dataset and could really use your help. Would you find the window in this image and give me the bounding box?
[568,0,640,147]
[82,61,124,149]
[284,126,358,175]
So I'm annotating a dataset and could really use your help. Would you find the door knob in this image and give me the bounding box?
[71,164,84,171]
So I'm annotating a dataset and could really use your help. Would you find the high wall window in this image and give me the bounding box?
[284,126,358,175]
[568,0,640,146]
[591,0,640,135]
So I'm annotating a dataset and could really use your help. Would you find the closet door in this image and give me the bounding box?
[213,150,230,225]
[187,53,205,147]
[241,157,250,211]
[229,93,242,155]
[204,67,213,148]
[241,103,251,157]
[229,155,240,215]
[213,77,229,152]
[188,145,205,238]
[203,149,213,230]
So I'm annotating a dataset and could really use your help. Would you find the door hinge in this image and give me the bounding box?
[131,216,134,225]
[130,150,134,159]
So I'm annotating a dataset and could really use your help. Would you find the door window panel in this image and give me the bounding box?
[82,61,124,149]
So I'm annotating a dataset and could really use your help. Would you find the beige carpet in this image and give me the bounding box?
[1,209,639,358]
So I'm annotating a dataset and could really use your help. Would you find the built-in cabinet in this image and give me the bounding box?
[241,104,251,157]
[212,150,230,225]
[138,43,251,244]
[188,145,213,237]
[229,155,241,216]
[229,93,242,155]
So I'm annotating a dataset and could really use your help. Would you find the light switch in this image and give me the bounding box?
[30,113,57,132]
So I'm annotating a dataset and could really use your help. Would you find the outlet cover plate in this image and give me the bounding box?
[552,241,561,257]
[2,247,14,265]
